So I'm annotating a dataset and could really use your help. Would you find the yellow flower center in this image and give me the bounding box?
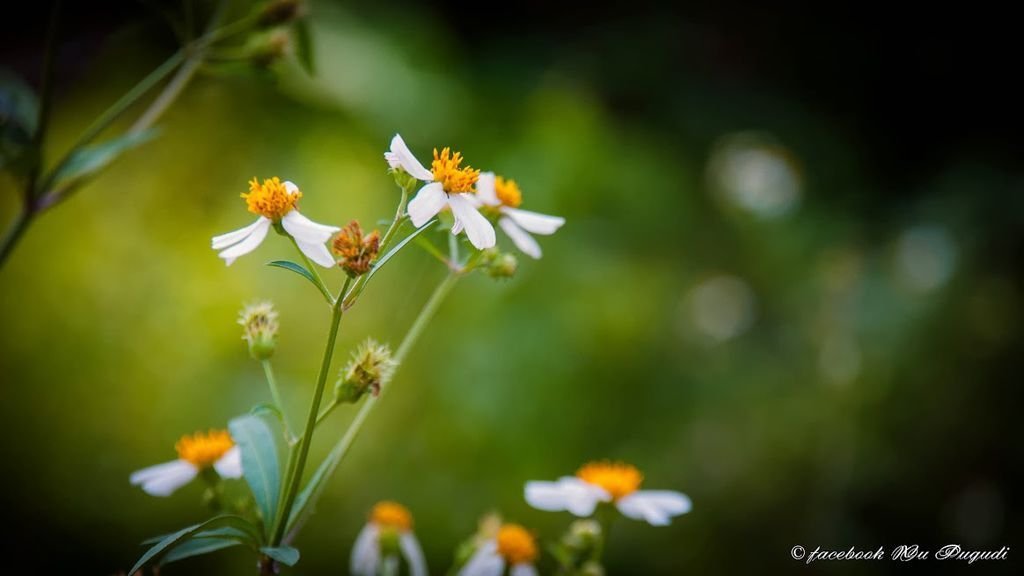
[242,176,301,220]
[576,461,643,500]
[175,429,234,468]
[431,148,479,194]
[496,524,537,565]
[494,176,522,208]
[370,501,413,532]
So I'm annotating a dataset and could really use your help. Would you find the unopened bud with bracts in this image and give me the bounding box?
[557,519,603,571]
[239,301,279,360]
[332,220,381,277]
[247,29,291,68]
[334,339,395,403]
[256,0,307,27]
[480,248,518,279]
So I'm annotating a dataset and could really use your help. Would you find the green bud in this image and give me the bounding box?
[247,29,291,68]
[334,339,395,403]
[391,168,419,192]
[579,561,606,576]
[239,301,279,360]
[479,248,518,279]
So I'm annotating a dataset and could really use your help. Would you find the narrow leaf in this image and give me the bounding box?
[51,129,157,190]
[0,68,39,136]
[261,545,300,566]
[163,538,242,564]
[267,260,331,301]
[365,219,435,284]
[292,20,315,75]
[229,413,283,534]
[130,516,259,574]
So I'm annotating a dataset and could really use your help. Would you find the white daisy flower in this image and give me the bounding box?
[525,461,692,526]
[459,523,538,576]
[351,501,428,576]
[384,134,496,250]
[129,429,243,497]
[474,172,564,259]
[212,177,340,267]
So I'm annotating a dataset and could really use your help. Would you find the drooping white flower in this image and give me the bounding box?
[129,429,243,497]
[212,177,340,267]
[385,134,496,250]
[459,524,538,576]
[351,501,428,576]
[474,172,564,259]
[525,461,691,526]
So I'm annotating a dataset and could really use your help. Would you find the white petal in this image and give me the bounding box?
[388,134,434,181]
[407,182,446,227]
[503,208,565,235]
[524,477,610,517]
[451,219,465,235]
[475,172,500,206]
[448,194,496,249]
[216,218,271,265]
[283,180,300,195]
[351,524,380,576]
[130,459,198,497]
[499,218,542,259]
[511,564,538,576]
[399,532,428,576]
[213,446,243,479]
[616,490,692,526]
[296,239,337,268]
[281,210,341,244]
[211,217,268,249]
[459,541,504,576]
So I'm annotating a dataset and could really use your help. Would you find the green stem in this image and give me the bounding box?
[269,276,351,545]
[283,271,461,539]
[262,360,293,439]
[0,208,33,270]
[315,398,339,428]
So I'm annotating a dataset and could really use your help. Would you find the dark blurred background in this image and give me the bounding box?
[1,1,1021,574]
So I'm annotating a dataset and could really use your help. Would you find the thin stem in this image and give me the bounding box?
[283,271,461,538]
[262,360,293,439]
[269,276,351,545]
[30,0,61,191]
[0,209,33,269]
[315,398,339,428]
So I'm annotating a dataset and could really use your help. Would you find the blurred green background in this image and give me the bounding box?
[1,1,1022,574]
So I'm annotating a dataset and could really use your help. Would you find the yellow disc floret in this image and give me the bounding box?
[577,461,643,500]
[494,176,523,208]
[431,148,479,194]
[175,429,235,468]
[370,501,413,532]
[242,176,301,220]
[496,524,537,565]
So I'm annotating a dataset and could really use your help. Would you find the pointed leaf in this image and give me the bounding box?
[130,515,260,574]
[51,129,157,190]
[229,413,283,534]
[292,20,315,76]
[261,545,300,566]
[163,538,243,564]
[266,259,332,302]
[365,219,435,283]
[1,68,39,174]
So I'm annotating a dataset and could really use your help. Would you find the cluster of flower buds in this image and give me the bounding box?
[335,339,396,403]
[479,248,519,280]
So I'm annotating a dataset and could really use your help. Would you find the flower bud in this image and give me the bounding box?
[480,248,518,279]
[256,0,307,27]
[390,167,419,191]
[562,519,602,553]
[334,339,395,403]
[248,29,291,68]
[579,561,606,576]
[332,220,381,277]
[239,301,279,360]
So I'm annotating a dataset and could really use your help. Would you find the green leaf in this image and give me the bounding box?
[163,537,242,564]
[0,68,39,175]
[51,129,157,191]
[261,545,300,566]
[267,259,329,299]
[292,20,315,76]
[365,219,435,284]
[229,413,283,534]
[130,516,260,574]
[0,68,38,136]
